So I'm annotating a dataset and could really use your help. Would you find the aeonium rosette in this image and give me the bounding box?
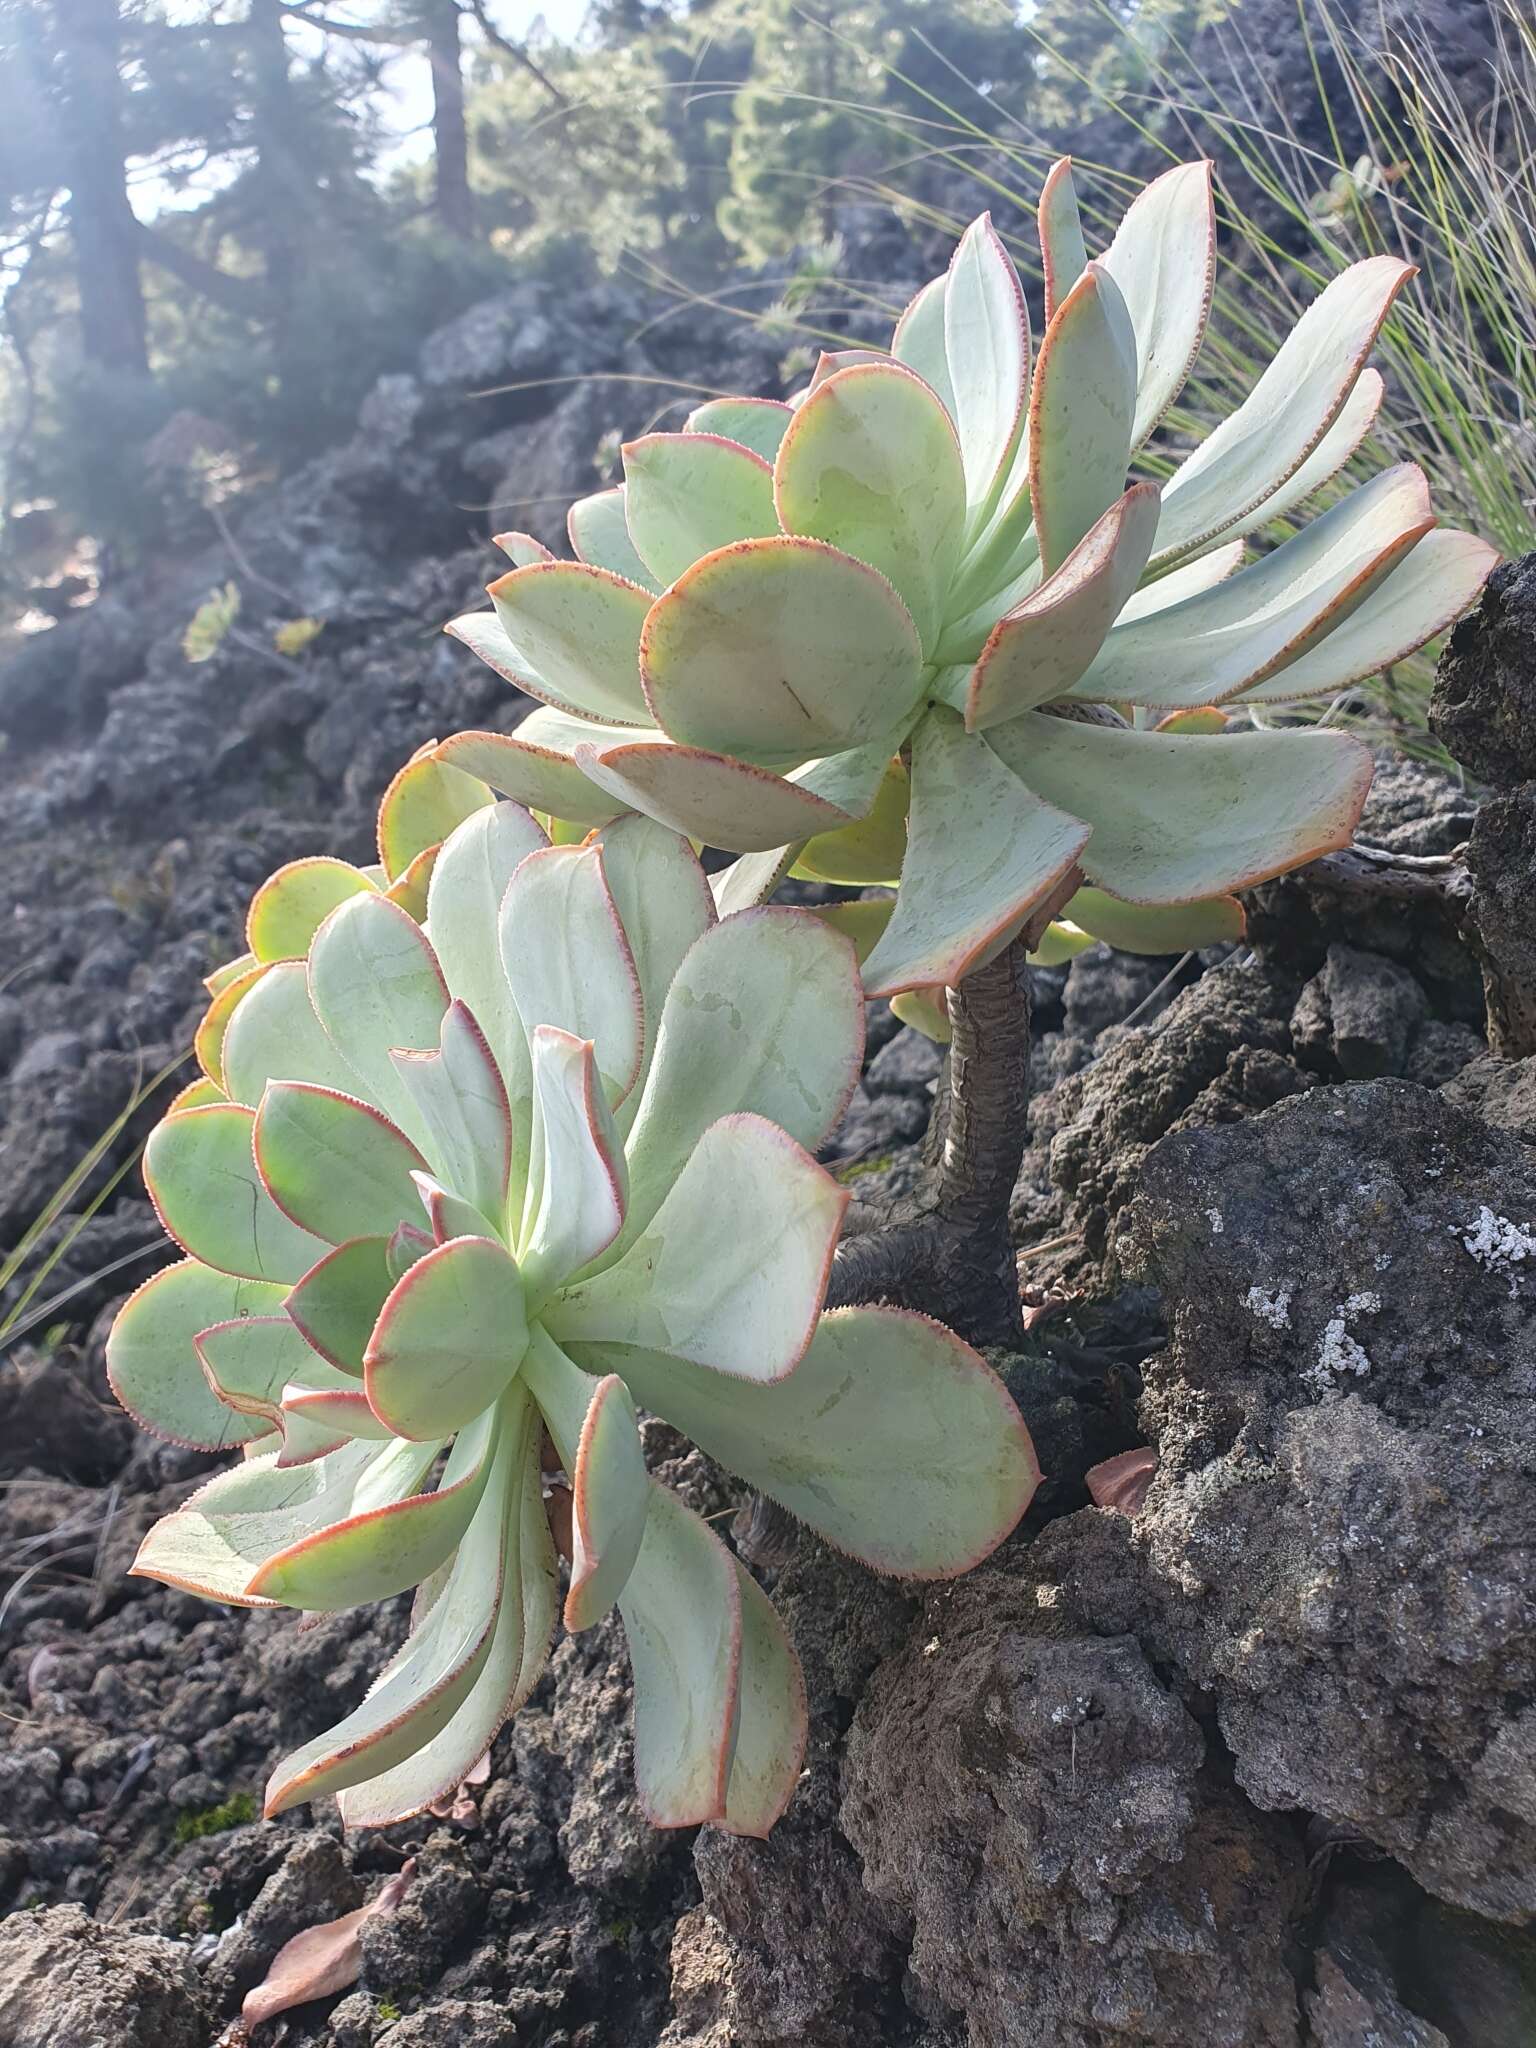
[108,775,1038,1834]
[439,156,1495,1011]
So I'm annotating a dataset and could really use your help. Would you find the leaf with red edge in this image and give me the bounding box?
[254,1082,426,1245]
[143,1104,326,1284]
[246,858,379,965]
[1038,157,1087,324]
[574,1303,1039,1577]
[376,748,492,884]
[640,534,924,763]
[364,1233,528,1441]
[499,839,644,1107]
[548,1112,847,1385]
[107,1259,287,1451]
[1028,262,1137,579]
[860,706,1089,999]
[622,431,778,588]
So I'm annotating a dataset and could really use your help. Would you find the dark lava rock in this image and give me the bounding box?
[1444,1052,1536,1144]
[1019,958,1313,1278]
[1431,551,1536,788]
[839,1569,1306,2047]
[1071,1082,1536,1921]
[0,1901,212,2047]
[1289,943,1428,1078]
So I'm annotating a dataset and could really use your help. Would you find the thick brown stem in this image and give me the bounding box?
[824,936,1037,1349]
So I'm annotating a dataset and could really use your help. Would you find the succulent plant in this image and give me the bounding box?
[109,767,1037,1832]
[441,157,1495,999]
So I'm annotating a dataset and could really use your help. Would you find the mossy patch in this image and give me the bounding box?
[174,1790,257,1844]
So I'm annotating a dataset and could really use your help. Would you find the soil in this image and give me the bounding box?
[4,18,1535,2035]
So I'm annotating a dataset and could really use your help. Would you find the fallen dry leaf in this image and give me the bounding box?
[239,1858,416,2033]
[1085,1447,1159,1517]
[427,1748,491,1827]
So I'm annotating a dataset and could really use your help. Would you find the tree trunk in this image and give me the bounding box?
[50,0,148,376]
[423,0,473,238]
[246,0,306,329]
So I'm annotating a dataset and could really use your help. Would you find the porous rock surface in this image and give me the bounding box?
[1060,1082,1536,1921]
[0,1901,212,2047]
[840,1570,1306,2048]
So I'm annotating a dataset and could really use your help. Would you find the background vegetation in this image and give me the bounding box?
[1,0,1527,750]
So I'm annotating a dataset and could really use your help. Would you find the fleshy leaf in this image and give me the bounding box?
[487,561,653,726]
[1151,256,1414,563]
[574,737,861,855]
[285,1237,394,1373]
[709,844,800,918]
[205,950,258,998]
[107,1260,287,1450]
[861,707,1089,998]
[944,213,1030,510]
[1236,367,1384,538]
[1065,886,1245,952]
[493,531,554,565]
[193,1310,307,1429]
[414,1171,486,1246]
[683,396,794,462]
[616,1479,741,1827]
[434,719,632,827]
[890,985,953,1042]
[807,898,894,965]
[640,535,923,762]
[1118,539,1246,622]
[247,858,379,965]
[525,1343,648,1631]
[263,1396,526,1813]
[1238,527,1499,703]
[548,1112,846,1383]
[425,801,548,1191]
[168,1076,226,1113]
[720,1562,808,1837]
[792,755,908,886]
[1038,157,1087,323]
[144,1105,326,1284]
[618,908,863,1247]
[499,840,643,1106]
[1028,261,1137,578]
[383,843,439,922]
[376,750,493,885]
[774,363,965,654]
[255,1082,426,1245]
[582,1302,1037,1575]
[567,486,661,592]
[337,1389,552,1826]
[133,1437,421,1606]
[518,1027,627,1298]
[891,273,956,417]
[364,1235,528,1440]
[220,959,361,1109]
[589,813,715,1111]
[246,1408,494,1609]
[390,1001,512,1225]
[965,483,1160,729]
[1100,160,1215,449]
[1060,463,1433,707]
[307,892,449,1138]
[193,958,266,1090]
[988,713,1372,904]
[622,432,778,588]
